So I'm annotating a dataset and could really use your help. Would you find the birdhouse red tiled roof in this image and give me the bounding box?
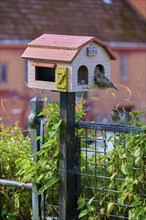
[22,34,116,62]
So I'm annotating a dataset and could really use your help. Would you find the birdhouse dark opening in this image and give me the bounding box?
[94,64,105,84]
[96,64,105,74]
[78,65,88,85]
[35,66,55,82]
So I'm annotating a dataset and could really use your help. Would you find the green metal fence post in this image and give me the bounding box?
[29,97,43,220]
[59,92,77,220]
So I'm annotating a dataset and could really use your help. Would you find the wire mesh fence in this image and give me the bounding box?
[39,118,59,220]
[1,96,145,220]
[75,121,145,219]
[45,187,59,220]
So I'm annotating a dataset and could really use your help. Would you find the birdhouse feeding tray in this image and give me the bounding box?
[21,34,116,92]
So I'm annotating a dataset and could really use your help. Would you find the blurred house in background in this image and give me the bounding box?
[129,0,146,19]
[0,0,146,129]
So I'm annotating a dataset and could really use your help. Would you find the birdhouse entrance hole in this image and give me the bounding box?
[35,66,55,82]
[78,65,88,85]
[94,64,105,84]
[96,64,105,74]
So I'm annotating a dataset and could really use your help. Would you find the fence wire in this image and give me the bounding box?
[1,116,145,220]
[75,121,145,219]
[40,119,59,220]
[45,188,59,220]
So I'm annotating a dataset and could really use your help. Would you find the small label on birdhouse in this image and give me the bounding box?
[87,44,97,56]
[56,66,68,92]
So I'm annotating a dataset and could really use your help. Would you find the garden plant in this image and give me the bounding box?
[0,97,146,219]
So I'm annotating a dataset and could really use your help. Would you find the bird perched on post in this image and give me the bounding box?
[94,66,118,90]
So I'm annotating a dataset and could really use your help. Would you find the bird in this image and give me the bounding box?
[94,66,118,90]
[110,109,121,123]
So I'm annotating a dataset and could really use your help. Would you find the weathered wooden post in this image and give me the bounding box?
[59,92,76,220]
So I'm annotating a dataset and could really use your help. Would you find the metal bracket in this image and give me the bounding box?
[28,97,43,128]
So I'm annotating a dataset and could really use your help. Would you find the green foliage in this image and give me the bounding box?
[77,110,146,220]
[108,129,146,220]
[0,97,85,219]
[19,103,61,194]
[78,197,96,219]
[0,97,146,220]
[0,120,32,219]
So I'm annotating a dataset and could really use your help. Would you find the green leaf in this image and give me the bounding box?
[100,196,105,206]
[34,173,45,183]
[78,209,89,218]
[107,135,114,142]
[121,163,130,175]
[39,177,59,194]
[6,212,18,220]
[130,201,141,206]
[111,172,117,180]
[87,204,95,212]
[14,194,20,209]
[141,124,146,130]
[135,156,141,165]
[77,196,86,210]
[87,197,95,205]
[129,209,134,220]
[24,165,37,175]
[134,148,141,157]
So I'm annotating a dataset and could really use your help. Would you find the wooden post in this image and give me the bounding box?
[59,92,76,220]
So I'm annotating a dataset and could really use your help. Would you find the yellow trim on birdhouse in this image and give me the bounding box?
[56,66,68,91]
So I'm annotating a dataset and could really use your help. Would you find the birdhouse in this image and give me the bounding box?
[21,34,116,92]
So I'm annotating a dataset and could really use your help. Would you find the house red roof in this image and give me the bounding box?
[129,0,146,18]
[21,34,116,62]
[0,0,146,42]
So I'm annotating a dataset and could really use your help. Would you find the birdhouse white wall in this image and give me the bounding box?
[27,60,72,91]
[22,34,116,92]
[71,42,111,92]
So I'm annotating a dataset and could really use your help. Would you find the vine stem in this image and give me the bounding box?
[0,186,24,220]
[114,83,132,101]
[104,83,131,102]
[1,99,11,123]
[137,73,145,121]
